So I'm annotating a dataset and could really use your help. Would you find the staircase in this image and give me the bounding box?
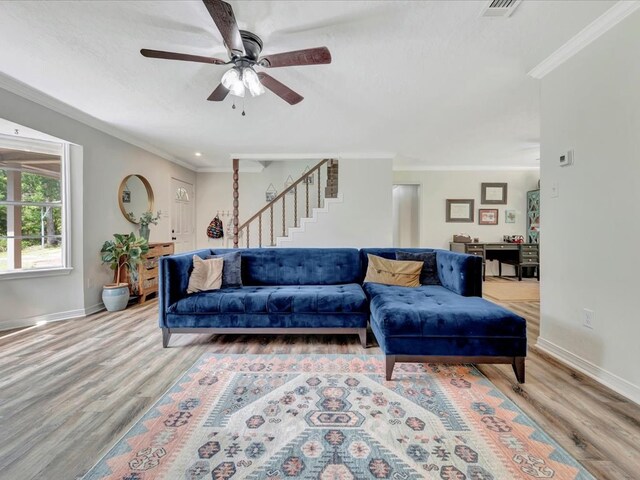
[236,159,339,247]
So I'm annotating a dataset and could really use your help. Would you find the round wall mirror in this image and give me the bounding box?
[118,174,154,224]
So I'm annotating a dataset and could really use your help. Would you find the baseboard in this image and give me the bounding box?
[0,303,105,332]
[536,337,640,406]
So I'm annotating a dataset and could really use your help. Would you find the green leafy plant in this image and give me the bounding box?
[100,233,149,285]
[127,210,161,227]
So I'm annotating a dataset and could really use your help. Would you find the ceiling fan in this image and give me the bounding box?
[140,0,331,106]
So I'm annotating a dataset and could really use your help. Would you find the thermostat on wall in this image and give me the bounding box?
[559,149,574,167]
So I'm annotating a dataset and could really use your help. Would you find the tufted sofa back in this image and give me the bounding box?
[359,248,482,297]
[210,248,361,286]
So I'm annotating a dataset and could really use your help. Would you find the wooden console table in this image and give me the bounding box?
[132,242,174,303]
[450,242,539,281]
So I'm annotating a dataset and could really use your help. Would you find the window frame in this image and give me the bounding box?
[0,136,72,280]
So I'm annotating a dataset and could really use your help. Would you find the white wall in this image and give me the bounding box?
[0,86,195,329]
[196,158,393,249]
[393,169,539,275]
[538,11,640,403]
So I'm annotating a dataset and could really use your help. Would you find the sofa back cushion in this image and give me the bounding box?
[210,248,361,286]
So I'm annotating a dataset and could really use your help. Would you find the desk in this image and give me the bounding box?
[450,242,539,281]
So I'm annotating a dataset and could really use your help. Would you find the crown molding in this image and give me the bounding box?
[528,1,640,79]
[226,152,396,161]
[0,72,196,171]
[394,165,540,172]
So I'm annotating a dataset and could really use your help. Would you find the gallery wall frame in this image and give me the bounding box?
[481,183,508,205]
[479,208,499,225]
[446,199,475,223]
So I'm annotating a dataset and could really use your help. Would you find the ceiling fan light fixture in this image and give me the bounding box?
[221,67,245,97]
[242,67,265,97]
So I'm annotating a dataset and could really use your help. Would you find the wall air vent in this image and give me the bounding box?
[481,0,522,17]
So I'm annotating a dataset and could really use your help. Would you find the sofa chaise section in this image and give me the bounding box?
[360,248,526,383]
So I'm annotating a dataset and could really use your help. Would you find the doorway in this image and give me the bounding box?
[392,184,420,248]
[171,178,195,253]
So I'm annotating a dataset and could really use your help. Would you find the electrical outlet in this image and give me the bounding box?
[582,308,595,329]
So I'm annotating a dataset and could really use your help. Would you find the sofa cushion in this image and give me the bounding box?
[364,283,526,338]
[364,254,423,287]
[169,284,368,315]
[396,251,441,286]
[187,256,223,294]
[208,251,243,288]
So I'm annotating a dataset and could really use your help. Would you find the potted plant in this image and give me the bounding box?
[100,233,149,312]
[128,210,161,241]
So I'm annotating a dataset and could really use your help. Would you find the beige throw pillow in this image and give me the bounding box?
[364,254,423,287]
[187,255,223,294]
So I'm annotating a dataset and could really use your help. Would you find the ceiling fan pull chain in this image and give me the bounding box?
[231,100,236,110]
[242,98,246,116]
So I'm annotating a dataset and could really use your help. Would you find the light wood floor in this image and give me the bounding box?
[0,277,638,480]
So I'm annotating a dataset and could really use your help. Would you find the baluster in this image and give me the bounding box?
[282,197,286,237]
[294,185,298,228]
[270,204,274,246]
[258,214,262,248]
[246,224,249,248]
[317,165,322,208]
[306,180,310,217]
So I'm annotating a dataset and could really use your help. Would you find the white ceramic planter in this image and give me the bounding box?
[102,283,130,312]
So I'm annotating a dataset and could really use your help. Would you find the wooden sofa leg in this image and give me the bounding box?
[385,355,396,381]
[162,328,171,348]
[512,357,525,384]
[358,329,367,348]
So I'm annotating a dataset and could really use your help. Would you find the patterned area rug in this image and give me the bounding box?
[84,354,593,479]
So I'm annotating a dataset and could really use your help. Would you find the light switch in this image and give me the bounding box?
[551,181,559,198]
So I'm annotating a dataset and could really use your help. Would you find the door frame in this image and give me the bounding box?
[392,182,422,247]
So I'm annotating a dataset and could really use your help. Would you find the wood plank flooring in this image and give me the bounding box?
[0,277,638,479]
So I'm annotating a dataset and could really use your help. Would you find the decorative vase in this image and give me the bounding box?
[102,283,130,312]
[139,224,150,241]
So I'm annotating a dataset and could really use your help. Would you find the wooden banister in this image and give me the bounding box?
[238,158,329,232]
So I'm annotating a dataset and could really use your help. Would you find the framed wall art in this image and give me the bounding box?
[446,199,474,223]
[481,183,507,205]
[479,208,499,225]
[505,210,516,223]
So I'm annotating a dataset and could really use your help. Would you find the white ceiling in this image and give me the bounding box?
[0,1,614,169]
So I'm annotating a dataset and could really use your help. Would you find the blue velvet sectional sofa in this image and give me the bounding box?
[159,247,527,383]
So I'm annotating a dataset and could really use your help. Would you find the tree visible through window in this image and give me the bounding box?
[0,139,65,272]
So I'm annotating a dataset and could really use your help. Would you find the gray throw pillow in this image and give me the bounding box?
[395,251,441,286]
[207,252,243,288]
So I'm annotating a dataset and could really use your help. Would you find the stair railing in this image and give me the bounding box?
[236,158,330,248]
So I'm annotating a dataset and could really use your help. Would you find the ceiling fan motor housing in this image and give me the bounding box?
[238,30,263,61]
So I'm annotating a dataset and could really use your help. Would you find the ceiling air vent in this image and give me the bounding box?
[481,0,522,17]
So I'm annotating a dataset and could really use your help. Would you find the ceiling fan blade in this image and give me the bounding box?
[257,72,303,105]
[207,83,229,101]
[259,47,331,68]
[141,49,226,65]
[202,0,245,58]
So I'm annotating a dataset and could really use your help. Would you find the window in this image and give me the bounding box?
[0,135,69,276]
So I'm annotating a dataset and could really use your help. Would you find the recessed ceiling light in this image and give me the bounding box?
[195,152,202,157]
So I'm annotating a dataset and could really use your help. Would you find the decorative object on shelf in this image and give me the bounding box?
[207,214,224,239]
[503,235,525,243]
[119,174,154,223]
[505,209,516,223]
[479,208,499,225]
[473,237,480,243]
[302,165,314,185]
[284,175,295,195]
[100,233,149,311]
[265,183,277,202]
[446,199,474,223]
[481,182,508,205]
[527,189,540,243]
[128,210,161,241]
[452,234,472,243]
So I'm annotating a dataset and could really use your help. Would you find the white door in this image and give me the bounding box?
[392,184,420,247]
[171,178,195,253]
